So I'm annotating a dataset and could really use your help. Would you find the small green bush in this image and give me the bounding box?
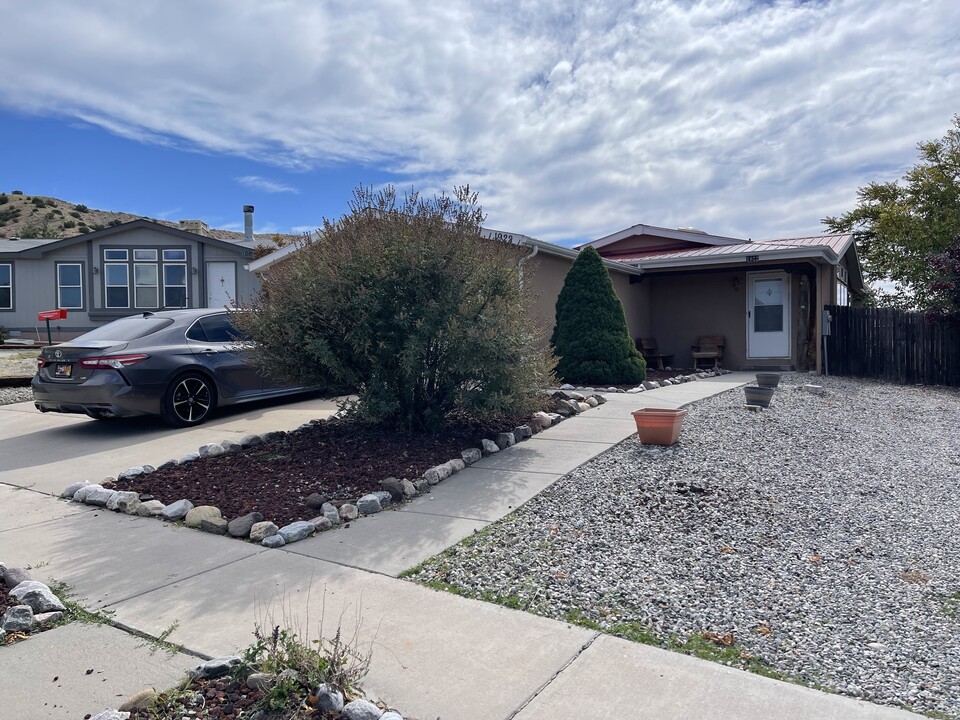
[0,194,7,205]
[73,204,88,212]
[18,217,61,239]
[69,211,81,219]
[31,197,46,208]
[63,220,76,229]
[108,219,123,227]
[77,226,91,234]
[550,246,646,385]
[11,189,23,195]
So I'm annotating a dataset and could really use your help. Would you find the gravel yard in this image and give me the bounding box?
[0,349,35,406]
[0,386,31,406]
[407,374,960,717]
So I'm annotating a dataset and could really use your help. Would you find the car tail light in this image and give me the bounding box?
[37,356,47,369]
[78,354,150,370]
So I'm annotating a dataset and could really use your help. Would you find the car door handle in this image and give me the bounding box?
[199,348,220,354]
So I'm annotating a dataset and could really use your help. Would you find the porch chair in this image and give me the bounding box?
[635,337,673,370]
[691,335,725,369]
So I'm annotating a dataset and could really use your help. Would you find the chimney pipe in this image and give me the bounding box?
[243,205,255,243]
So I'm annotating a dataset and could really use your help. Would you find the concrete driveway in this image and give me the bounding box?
[0,393,342,494]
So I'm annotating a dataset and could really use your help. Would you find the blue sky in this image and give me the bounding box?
[0,0,958,246]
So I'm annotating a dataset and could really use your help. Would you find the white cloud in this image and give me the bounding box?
[0,0,958,242]
[235,176,299,194]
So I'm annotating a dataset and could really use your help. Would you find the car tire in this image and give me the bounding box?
[162,372,217,427]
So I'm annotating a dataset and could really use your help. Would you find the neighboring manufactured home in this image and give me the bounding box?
[0,215,266,339]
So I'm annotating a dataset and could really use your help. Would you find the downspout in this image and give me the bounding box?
[518,242,538,293]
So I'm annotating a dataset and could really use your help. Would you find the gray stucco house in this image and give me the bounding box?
[0,217,262,339]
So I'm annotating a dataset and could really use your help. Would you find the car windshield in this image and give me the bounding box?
[74,316,175,342]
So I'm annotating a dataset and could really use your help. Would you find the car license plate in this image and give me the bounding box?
[54,363,73,378]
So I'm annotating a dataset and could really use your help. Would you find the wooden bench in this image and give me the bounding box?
[691,335,725,369]
[636,337,673,370]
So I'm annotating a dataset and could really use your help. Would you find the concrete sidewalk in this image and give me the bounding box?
[0,373,922,719]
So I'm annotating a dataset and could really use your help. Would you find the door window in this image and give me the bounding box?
[753,279,784,332]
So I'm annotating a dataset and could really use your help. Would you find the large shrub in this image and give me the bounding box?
[237,185,555,432]
[550,246,646,385]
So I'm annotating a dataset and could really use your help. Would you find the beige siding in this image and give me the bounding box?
[524,253,647,345]
[646,269,814,370]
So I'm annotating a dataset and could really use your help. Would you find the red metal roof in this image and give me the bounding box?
[610,233,853,264]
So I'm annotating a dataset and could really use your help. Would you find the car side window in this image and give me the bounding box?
[197,314,250,343]
[185,320,208,342]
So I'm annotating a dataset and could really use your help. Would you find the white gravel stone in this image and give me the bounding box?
[406,374,960,717]
[0,386,31,405]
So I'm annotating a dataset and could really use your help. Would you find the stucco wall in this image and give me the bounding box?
[647,269,811,370]
[524,252,648,345]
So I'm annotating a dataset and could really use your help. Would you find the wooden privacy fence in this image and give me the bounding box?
[824,305,960,386]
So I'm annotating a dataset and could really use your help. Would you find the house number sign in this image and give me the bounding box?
[744,255,760,262]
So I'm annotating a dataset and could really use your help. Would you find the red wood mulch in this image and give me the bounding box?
[114,372,683,529]
[116,414,536,527]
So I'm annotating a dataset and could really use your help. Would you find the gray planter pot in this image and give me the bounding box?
[744,385,775,408]
[756,372,782,388]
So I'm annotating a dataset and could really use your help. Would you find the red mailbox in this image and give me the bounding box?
[38,309,68,321]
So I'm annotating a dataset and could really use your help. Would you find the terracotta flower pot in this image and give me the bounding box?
[744,385,775,408]
[632,407,688,446]
[756,372,782,388]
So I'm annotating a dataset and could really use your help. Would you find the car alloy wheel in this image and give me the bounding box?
[165,373,215,427]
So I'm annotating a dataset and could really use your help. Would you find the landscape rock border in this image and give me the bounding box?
[0,562,67,645]
[59,373,727,550]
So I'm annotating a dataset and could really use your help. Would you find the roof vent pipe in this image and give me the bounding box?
[243,205,255,243]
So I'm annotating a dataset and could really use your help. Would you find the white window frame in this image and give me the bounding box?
[163,263,189,308]
[0,262,12,310]
[56,262,84,309]
[134,262,160,309]
[837,281,850,307]
[101,247,190,310]
[104,263,130,309]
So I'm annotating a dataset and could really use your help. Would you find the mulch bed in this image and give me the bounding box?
[128,677,266,720]
[1,583,18,615]
[116,414,536,527]
[113,372,688,529]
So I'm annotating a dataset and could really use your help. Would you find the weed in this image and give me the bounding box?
[47,580,114,627]
[940,593,960,619]
[136,620,183,656]
[233,584,376,710]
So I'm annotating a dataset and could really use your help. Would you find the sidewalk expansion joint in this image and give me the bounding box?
[504,631,600,720]
[101,552,260,609]
[107,618,210,661]
[463,466,566,478]
[273,546,403,579]
[0,481,57,497]
[397,508,493,523]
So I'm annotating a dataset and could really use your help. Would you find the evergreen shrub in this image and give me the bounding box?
[550,246,646,385]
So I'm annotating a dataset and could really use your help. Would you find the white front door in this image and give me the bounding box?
[747,272,790,358]
[206,262,236,309]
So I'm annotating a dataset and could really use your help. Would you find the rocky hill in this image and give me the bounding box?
[0,190,300,245]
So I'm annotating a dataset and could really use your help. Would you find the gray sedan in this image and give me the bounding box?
[32,309,307,426]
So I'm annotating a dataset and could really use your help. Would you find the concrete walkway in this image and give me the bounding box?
[0,374,922,719]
